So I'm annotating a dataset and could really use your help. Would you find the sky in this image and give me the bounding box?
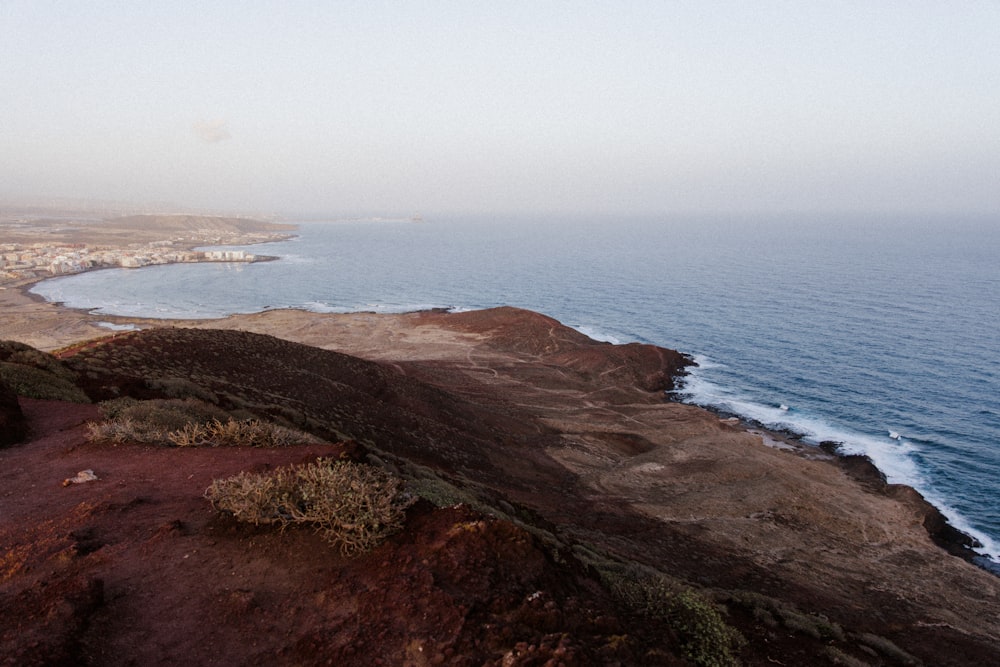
[2,1,999,219]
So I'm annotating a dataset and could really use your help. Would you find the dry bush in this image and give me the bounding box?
[205,458,410,555]
[89,402,322,448]
[168,418,322,447]
[89,398,231,445]
[88,417,167,445]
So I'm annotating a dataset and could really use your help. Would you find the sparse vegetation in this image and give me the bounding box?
[856,632,921,666]
[147,376,219,403]
[0,341,77,380]
[728,590,844,641]
[205,458,411,555]
[668,590,746,667]
[169,418,321,447]
[0,361,90,402]
[88,398,230,444]
[88,398,321,447]
[824,646,873,667]
[603,564,745,667]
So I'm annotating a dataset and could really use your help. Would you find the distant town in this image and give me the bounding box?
[0,241,273,284]
[0,211,293,286]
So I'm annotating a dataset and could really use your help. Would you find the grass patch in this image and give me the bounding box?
[206,458,411,555]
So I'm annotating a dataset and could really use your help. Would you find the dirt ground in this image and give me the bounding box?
[2,295,999,665]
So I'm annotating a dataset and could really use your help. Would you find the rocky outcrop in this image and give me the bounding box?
[0,376,27,446]
[820,440,986,564]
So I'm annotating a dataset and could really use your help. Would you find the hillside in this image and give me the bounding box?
[2,307,998,666]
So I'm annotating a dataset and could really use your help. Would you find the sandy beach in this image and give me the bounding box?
[0,281,115,351]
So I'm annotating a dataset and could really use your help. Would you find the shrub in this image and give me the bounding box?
[89,398,231,444]
[168,418,322,447]
[603,565,744,667]
[0,362,90,403]
[667,590,746,667]
[97,396,141,420]
[856,633,921,666]
[0,341,77,381]
[88,416,166,445]
[205,458,411,555]
[147,376,219,404]
[824,646,872,667]
[728,590,844,642]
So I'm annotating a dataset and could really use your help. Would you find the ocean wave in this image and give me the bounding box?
[299,300,463,315]
[678,361,999,562]
[572,325,623,344]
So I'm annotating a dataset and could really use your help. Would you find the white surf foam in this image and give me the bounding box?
[300,301,461,315]
[573,325,623,344]
[96,321,139,331]
[678,360,999,562]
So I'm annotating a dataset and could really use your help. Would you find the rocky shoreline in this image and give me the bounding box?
[3,303,1000,664]
[682,398,996,575]
[6,273,997,576]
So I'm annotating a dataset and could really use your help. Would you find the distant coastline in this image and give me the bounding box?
[0,214,296,288]
[5,214,999,576]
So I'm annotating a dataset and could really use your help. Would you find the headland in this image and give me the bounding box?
[2,215,999,665]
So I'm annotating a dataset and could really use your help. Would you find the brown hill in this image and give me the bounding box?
[2,307,998,666]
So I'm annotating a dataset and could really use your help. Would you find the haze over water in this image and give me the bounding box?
[33,215,1000,565]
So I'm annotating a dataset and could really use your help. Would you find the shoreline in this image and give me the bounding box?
[7,304,999,663]
[692,403,996,573]
[3,279,996,575]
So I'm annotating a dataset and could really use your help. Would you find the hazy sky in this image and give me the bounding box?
[2,1,999,218]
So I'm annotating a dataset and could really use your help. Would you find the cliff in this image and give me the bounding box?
[1,307,997,666]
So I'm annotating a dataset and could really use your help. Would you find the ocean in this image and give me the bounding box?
[31,215,1000,565]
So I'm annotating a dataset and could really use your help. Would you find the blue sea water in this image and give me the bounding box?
[31,215,1000,562]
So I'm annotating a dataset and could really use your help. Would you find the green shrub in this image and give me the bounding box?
[0,341,77,381]
[0,362,89,402]
[668,590,745,667]
[97,396,141,420]
[147,376,219,403]
[603,565,744,667]
[205,458,411,555]
[728,590,844,642]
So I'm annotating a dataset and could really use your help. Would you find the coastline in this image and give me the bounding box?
[5,305,999,663]
[3,280,996,576]
[695,404,995,573]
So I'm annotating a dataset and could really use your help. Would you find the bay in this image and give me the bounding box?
[32,214,1000,563]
